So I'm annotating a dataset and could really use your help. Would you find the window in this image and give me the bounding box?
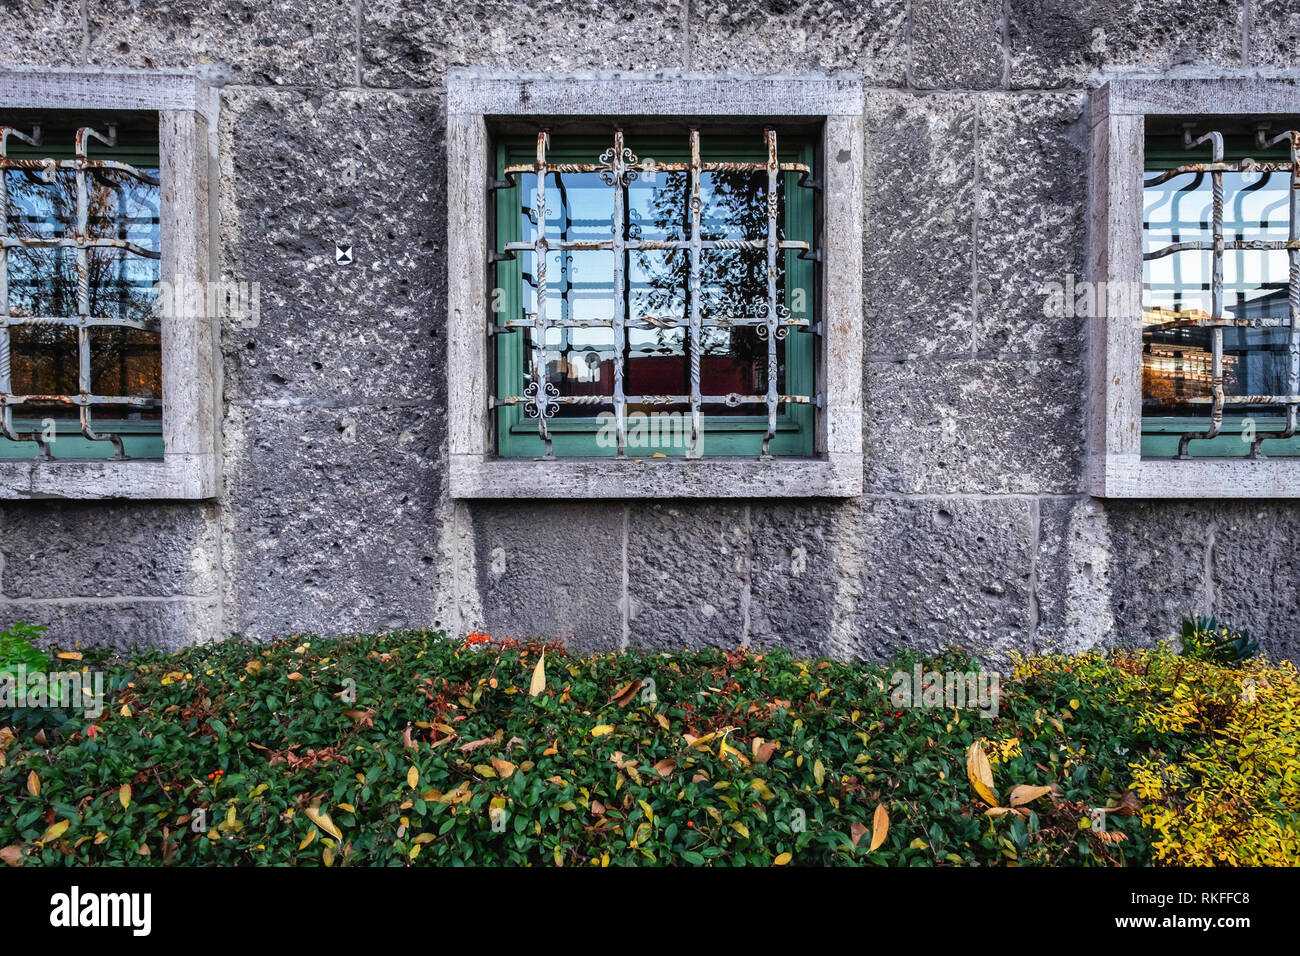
[448,73,863,498]
[0,70,218,499]
[1089,75,1300,498]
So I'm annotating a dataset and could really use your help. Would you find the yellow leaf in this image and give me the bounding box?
[119,704,132,717]
[409,844,421,860]
[304,805,342,841]
[299,830,317,850]
[730,821,749,839]
[25,772,39,797]
[322,845,334,867]
[813,759,825,786]
[870,803,889,851]
[491,758,516,779]
[591,725,614,737]
[773,852,792,866]
[56,651,83,661]
[1008,784,1052,807]
[119,784,131,810]
[407,766,419,789]
[529,652,547,697]
[966,742,998,806]
[655,713,670,731]
[639,800,654,825]
[337,803,356,814]
[40,819,69,843]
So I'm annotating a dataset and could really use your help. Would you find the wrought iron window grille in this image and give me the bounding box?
[1143,126,1300,458]
[488,127,820,459]
[0,122,161,459]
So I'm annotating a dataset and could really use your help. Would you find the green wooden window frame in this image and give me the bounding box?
[492,133,817,458]
[0,123,162,461]
[1142,132,1300,458]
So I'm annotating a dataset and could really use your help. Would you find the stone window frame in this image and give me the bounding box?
[0,68,218,500]
[446,71,864,499]
[1089,72,1300,498]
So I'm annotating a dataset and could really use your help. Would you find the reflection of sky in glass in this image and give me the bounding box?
[1143,170,1290,315]
[1142,165,1296,418]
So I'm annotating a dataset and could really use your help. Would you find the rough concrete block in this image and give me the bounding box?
[470,501,623,652]
[627,502,748,651]
[0,502,219,599]
[1008,0,1244,88]
[363,0,687,88]
[688,0,907,84]
[911,0,1005,90]
[850,496,1036,660]
[219,88,443,403]
[0,0,83,66]
[864,356,1085,494]
[5,597,221,653]
[1034,495,1117,652]
[222,401,444,638]
[1248,1,1300,68]
[977,92,1089,355]
[87,0,356,86]
[1207,501,1300,663]
[749,500,861,659]
[863,91,976,357]
[1101,499,1214,645]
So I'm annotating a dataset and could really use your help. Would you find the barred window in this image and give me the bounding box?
[1142,122,1300,459]
[446,73,863,499]
[1,116,163,460]
[491,127,817,459]
[0,70,218,501]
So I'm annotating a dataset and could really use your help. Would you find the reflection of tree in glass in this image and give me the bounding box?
[631,169,783,365]
[4,168,161,415]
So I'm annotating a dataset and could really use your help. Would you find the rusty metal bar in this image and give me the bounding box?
[687,128,702,458]
[762,127,779,457]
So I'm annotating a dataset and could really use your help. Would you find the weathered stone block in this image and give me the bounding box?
[864,92,976,357]
[976,92,1088,355]
[911,0,1005,90]
[87,0,356,86]
[688,0,906,85]
[6,597,220,653]
[363,0,687,88]
[864,357,1085,494]
[222,401,444,638]
[848,496,1036,660]
[219,88,443,403]
[470,501,623,652]
[0,0,83,66]
[627,502,748,651]
[1,502,219,598]
[1008,0,1244,88]
[1207,501,1300,662]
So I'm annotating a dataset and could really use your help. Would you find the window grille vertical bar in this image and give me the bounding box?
[612,129,627,457]
[687,128,702,459]
[0,128,18,443]
[1178,131,1226,458]
[1286,131,1300,441]
[762,126,779,458]
[531,129,553,457]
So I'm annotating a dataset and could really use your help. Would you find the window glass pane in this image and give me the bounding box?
[1142,144,1300,456]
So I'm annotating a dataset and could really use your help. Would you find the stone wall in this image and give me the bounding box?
[2,1,1298,662]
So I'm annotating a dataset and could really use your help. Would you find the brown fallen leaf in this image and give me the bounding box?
[1008,784,1052,807]
[653,759,677,778]
[25,771,39,797]
[0,845,22,867]
[849,821,869,848]
[870,804,889,851]
[491,758,516,779]
[609,680,643,707]
[966,742,997,806]
[752,738,780,764]
[458,731,503,753]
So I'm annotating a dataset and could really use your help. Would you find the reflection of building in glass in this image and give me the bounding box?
[1141,307,1239,405]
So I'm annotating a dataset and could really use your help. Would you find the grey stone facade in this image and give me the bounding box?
[1,1,1298,663]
